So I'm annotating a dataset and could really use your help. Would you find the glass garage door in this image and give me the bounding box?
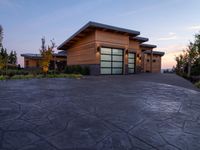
[100,47,124,75]
[128,53,135,74]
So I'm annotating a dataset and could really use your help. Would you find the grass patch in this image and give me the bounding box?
[0,74,82,81]
[11,74,35,80]
[195,81,200,88]
[46,74,82,79]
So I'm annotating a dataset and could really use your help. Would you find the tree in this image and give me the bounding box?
[8,50,17,65]
[175,32,200,77]
[0,25,3,48]
[0,47,8,70]
[0,25,17,71]
[40,37,55,74]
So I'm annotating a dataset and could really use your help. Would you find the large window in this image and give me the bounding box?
[100,48,124,75]
[128,53,135,74]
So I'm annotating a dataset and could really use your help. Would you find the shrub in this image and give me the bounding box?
[195,81,200,88]
[81,66,90,75]
[64,65,90,75]
[0,69,29,76]
[48,70,60,75]
[0,75,6,80]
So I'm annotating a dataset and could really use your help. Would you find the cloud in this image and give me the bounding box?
[156,44,186,53]
[157,32,178,41]
[187,25,200,30]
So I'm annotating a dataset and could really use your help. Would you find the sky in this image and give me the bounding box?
[0,0,200,68]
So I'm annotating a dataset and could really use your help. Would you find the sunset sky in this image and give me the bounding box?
[1,0,200,68]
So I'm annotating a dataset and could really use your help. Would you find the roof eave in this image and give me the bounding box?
[132,37,149,43]
[144,50,165,56]
[58,21,141,50]
[140,44,157,48]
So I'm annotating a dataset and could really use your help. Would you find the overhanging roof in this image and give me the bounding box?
[131,37,149,43]
[58,21,140,50]
[21,51,67,59]
[144,50,165,56]
[140,44,157,48]
[21,54,42,59]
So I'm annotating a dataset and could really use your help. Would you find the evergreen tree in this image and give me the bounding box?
[14,51,17,64]
[0,47,8,69]
[8,50,17,65]
[0,25,3,48]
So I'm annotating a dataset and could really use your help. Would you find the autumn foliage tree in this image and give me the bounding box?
[40,37,55,74]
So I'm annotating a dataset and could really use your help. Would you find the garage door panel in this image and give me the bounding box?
[128,58,134,63]
[101,54,111,61]
[112,55,123,61]
[112,68,123,74]
[128,52,136,74]
[128,68,135,74]
[101,61,112,67]
[112,49,123,55]
[112,62,123,68]
[101,47,112,54]
[101,68,111,74]
[100,48,124,75]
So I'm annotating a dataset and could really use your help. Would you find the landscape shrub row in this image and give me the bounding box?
[64,65,90,75]
[0,65,89,80]
[0,74,82,80]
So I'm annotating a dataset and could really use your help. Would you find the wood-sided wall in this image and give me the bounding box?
[24,57,67,68]
[24,58,39,68]
[143,54,162,73]
[67,32,97,65]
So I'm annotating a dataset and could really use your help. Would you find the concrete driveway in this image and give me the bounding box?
[0,74,200,150]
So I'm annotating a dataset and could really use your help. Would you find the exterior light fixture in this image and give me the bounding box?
[126,49,128,54]
[97,47,100,52]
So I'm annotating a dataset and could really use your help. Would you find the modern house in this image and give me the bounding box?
[58,21,164,75]
[21,51,67,70]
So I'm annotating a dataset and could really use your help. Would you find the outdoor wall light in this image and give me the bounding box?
[97,47,100,52]
[125,49,128,54]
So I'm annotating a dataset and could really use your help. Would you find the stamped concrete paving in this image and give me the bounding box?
[0,73,200,150]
